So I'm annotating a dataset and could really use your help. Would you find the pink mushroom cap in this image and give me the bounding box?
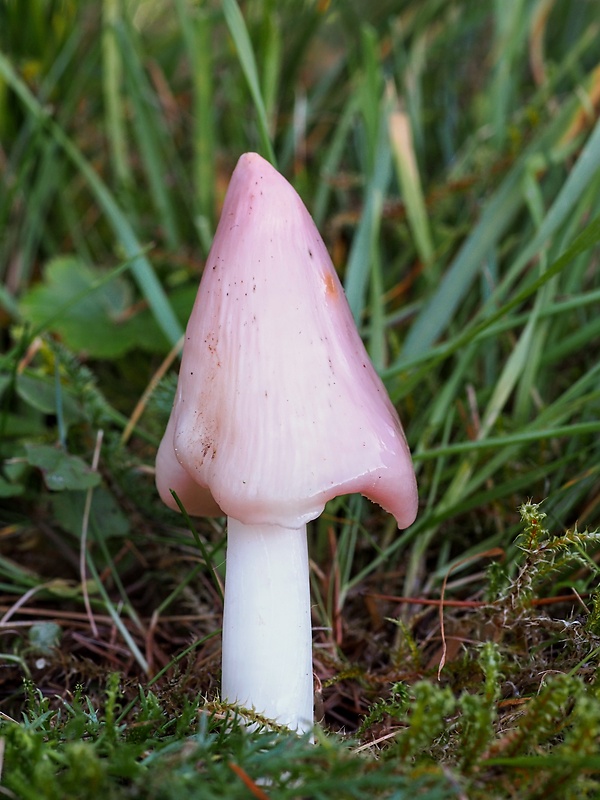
[156,152,417,529]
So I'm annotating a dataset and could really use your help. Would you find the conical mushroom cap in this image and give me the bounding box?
[156,152,417,529]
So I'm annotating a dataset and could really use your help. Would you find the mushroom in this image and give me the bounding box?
[155,152,417,734]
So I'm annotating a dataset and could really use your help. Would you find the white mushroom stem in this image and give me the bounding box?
[221,518,313,734]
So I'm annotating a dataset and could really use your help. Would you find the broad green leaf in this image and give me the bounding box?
[0,413,47,440]
[15,373,82,427]
[51,486,130,539]
[0,475,24,497]
[28,621,62,655]
[24,443,101,491]
[19,257,168,358]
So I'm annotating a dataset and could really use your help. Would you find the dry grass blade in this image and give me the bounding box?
[437,549,505,679]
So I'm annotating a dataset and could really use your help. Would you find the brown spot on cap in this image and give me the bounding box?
[323,271,338,299]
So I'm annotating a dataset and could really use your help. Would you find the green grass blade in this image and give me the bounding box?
[388,82,435,268]
[175,0,216,251]
[102,0,132,187]
[400,88,597,360]
[85,554,149,675]
[386,211,600,393]
[413,421,600,461]
[494,113,600,304]
[116,21,181,249]
[345,106,392,322]
[0,49,183,347]
[312,93,359,227]
[221,0,276,165]
[490,0,528,150]
[401,154,527,359]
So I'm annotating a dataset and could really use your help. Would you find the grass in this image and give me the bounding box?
[1,0,600,796]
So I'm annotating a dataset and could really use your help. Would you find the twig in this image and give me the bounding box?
[437,548,505,680]
[0,606,216,625]
[367,591,590,608]
[353,728,401,753]
[228,762,271,800]
[367,593,484,608]
[80,429,104,638]
[0,583,54,625]
[121,335,183,444]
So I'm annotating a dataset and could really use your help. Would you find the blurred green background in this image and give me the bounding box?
[1,1,600,795]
